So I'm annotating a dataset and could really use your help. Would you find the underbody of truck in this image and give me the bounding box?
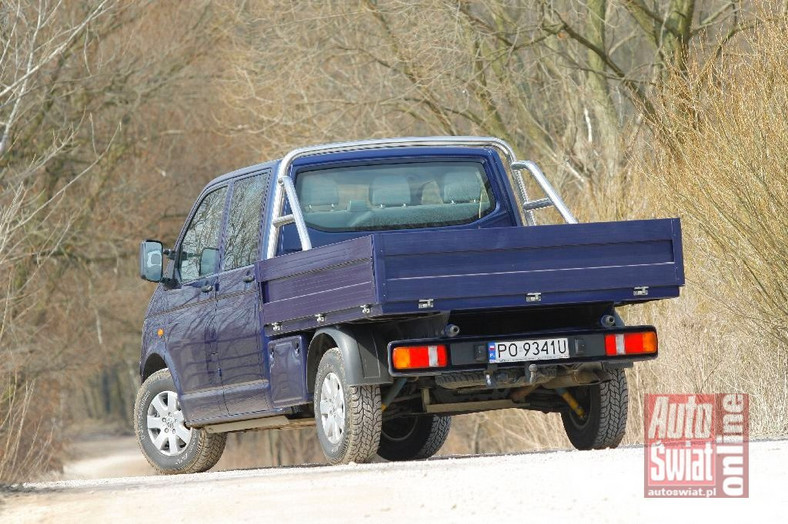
[243,305,655,431]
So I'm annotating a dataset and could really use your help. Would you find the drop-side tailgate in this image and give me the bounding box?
[256,218,684,335]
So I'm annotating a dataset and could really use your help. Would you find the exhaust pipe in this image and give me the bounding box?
[442,324,460,337]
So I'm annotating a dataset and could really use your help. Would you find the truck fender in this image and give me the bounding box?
[307,325,392,391]
[140,327,183,395]
[141,347,182,390]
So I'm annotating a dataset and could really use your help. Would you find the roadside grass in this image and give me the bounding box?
[627,15,788,440]
[0,377,63,482]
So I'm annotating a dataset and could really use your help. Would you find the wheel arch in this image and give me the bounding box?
[140,350,183,396]
[307,325,391,393]
[142,353,167,381]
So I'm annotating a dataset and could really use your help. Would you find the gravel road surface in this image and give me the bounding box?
[1,439,783,523]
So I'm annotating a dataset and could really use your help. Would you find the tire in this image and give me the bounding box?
[134,369,226,474]
[314,348,382,465]
[560,369,628,450]
[377,414,451,461]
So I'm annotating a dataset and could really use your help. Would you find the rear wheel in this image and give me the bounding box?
[314,348,382,464]
[377,414,451,461]
[134,369,226,474]
[560,369,628,450]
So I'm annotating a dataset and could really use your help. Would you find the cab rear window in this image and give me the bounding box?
[295,161,495,231]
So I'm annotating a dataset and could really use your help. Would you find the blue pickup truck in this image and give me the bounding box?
[136,137,684,474]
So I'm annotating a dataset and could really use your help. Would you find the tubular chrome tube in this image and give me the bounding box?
[511,160,578,224]
[280,175,312,251]
[511,164,536,226]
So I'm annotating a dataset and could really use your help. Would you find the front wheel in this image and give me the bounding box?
[377,414,451,461]
[314,348,382,464]
[560,369,628,450]
[134,369,226,474]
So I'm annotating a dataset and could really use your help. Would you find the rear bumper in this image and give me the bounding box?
[387,326,658,379]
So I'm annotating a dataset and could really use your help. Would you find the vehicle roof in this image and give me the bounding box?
[204,158,280,189]
[202,136,515,193]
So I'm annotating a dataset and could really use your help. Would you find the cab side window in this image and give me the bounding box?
[224,174,268,271]
[178,187,227,282]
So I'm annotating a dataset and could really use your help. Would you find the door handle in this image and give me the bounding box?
[242,275,254,283]
[201,284,214,293]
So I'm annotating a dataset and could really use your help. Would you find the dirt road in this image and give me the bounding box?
[2,439,783,523]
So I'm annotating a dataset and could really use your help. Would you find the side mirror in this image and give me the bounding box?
[199,247,220,277]
[139,240,164,282]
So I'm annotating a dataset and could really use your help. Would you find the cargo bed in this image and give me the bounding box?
[255,218,684,335]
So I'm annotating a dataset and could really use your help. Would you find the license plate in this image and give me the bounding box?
[487,338,570,363]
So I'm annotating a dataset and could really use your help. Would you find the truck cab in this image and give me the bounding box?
[135,137,683,473]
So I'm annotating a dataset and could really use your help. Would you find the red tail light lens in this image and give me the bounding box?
[392,345,448,370]
[605,331,657,356]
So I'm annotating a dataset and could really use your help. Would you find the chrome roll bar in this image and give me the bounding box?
[265,136,576,259]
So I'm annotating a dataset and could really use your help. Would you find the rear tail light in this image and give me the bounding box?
[605,331,657,356]
[392,345,448,370]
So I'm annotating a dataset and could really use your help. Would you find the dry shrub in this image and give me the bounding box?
[0,375,65,480]
[645,26,788,348]
[627,16,788,437]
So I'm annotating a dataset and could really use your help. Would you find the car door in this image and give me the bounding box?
[215,172,274,416]
[166,185,228,423]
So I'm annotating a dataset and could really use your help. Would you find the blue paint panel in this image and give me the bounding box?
[378,286,680,314]
[164,277,225,423]
[382,241,675,279]
[257,236,377,326]
[216,266,272,416]
[383,264,679,300]
[265,261,374,302]
[377,219,681,256]
[671,219,685,283]
[264,281,377,325]
[256,218,684,334]
[263,306,384,337]
[258,235,373,281]
[269,335,309,408]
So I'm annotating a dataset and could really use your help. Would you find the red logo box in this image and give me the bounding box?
[644,394,748,498]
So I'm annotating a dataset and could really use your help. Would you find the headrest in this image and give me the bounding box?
[371,175,411,207]
[442,170,481,203]
[300,177,339,209]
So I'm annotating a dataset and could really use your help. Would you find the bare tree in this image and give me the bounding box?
[225,1,758,188]
[0,0,233,482]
